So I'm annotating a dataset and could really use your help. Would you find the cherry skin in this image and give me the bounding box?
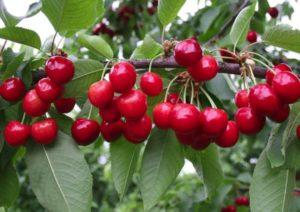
[272,71,300,104]
[268,104,290,123]
[219,48,238,64]
[140,72,163,96]
[174,38,202,67]
[175,131,196,145]
[297,125,300,140]
[266,63,291,85]
[99,97,121,123]
[167,93,182,104]
[117,89,147,120]
[215,121,239,148]
[4,121,31,147]
[246,31,257,43]
[153,102,173,129]
[235,107,265,134]
[54,97,76,113]
[187,55,218,82]
[45,56,74,84]
[31,118,58,145]
[22,89,50,117]
[109,62,136,93]
[202,107,228,137]
[100,120,123,142]
[0,77,26,102]
[88,80,114,109]
[123,115,152,144]
[191,133,211,150]
[235,196,250,206]
[71,118,100,146]
[235,89,249,108]
[221,205,237,212]
[268,7,279,18]
[35,77,63,103]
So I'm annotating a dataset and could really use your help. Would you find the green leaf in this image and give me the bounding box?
[1,52,25,80]
[130,35,163,60]
[262,24,300,53]
[110,137,141,200]
[48,108,74,136]
[206,74,235,101]
[25,132,93,212]
[140,128,184,210]
[158,0,185,26]
[0,27,41,49]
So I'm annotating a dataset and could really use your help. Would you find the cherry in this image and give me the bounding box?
[153,102,173,129]
[272,71,300,104]
[31,118,58,145]
[249,83,281,116]
[92,22,107,35]
[147,6,156,15]
[246,31,257,43]
[235,107,265,134]
[215,121,239,148]
[99,97,121,123]
[71,118,100,146]
[140,72,163,96]
[219,48,238,64]
[35,77,63,103]
[100,120,123,142]
[88,80,114,109]
[45,56,74,84]
[235,196,250,206]
[202,107,228,136]
[266,63,291,85]
[22,89,50,117]
[268,104,290,123]
[235,89,249,108]
[4,121,31,147]
[123,115,152,144]
[167,93,182,104]
[54,97,76,113]
[117,89,147,120]
[109,62,136,93]
[0,77,26,102]
[268,7,279,18]
[191,133,211,150]
[221,205,236,212]
[174,38,202,67]
[187,55,218,81]
[297,125,300,140]
[175,131,195,145]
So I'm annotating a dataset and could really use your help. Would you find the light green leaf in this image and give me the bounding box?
[206,74,235,101]
[25,132,93,212]
[158,0,185,26]
[130,35,163,60]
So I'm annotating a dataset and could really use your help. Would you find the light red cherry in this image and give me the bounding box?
[268,7,279,18]
[221,205,237,212]
[99,98,121,123]
[45,56,74,84]
[22,89,50,117]
[246,31,257,43]
[235,196,250,206]
[297,125,300,140]
[191,133,211,150]
[140,72,163,96]
[88,80,114,109]
[4,121,31,147]
[268,104,290,123]
[35,77,63,103]
[71,118,100,146]
[153,102,173,129]
[202,107,228,136]
[235,107,265,134]
[235,89,249,108]
[54,97,76,113]
[174,38,202,67]
[0,77,26,102]
[31,118,58,145]
[266,63,291,85]
[215,121,239,148]
[167,93,182,104]
[100,120,123,142]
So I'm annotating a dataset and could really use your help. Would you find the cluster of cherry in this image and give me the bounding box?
[222,196,249,212]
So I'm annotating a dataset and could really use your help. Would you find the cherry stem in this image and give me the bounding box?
[196,97,201,110]
[190,81,194,104]
[183,78,191,103]
[247,64,257,85]
[50,32,58,56]
[161,27,165,43]
[241,41,261,53]
[164,75,180,102]
[248,51,273,66]
[87,105,93,119]
[21,113,26,124]
[251,58,275,74]
[101,61,111,80]
[148,53,164,72]
[199,86,217,108]
[0,40,7,55]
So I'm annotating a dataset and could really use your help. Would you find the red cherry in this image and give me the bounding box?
[109,62,136,93]
[4,121,31,147]
[35,77,63,103]
[272,71,300,104]
[147,6,156,15]
[191,133,211,150]
[268,104,290,123]
[215,121,239,148]
[235,89,249,108]
[100,120,123,142]
[175,131,195,145]
[71,118,100,146]
[117,89,147,120]
[99,98,121,123]
[22,89,50,117]
[297,125,300,140]
[167,93,182,104]
[235,196,250,206]
[174,38,202,67]
[266,63,291,85]
[123,115,152,144]
[202,107,228,136]
[221,205,236,212]
[246,31,257,43]
[31,118,58,145]
[268,7,279,18]
[153,102,173,129]
[54,98,76,113]
[140,72,163,96]
[45,56,74,84]
[235,107,265,134]
[0,77,26,102]
[187,55,218,82]
[249,83,281,116]
[219,48,238,63]
[88,80,114,109]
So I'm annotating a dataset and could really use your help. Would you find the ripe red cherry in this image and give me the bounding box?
[31,118,58,145]
[54,97,76,113]
[123,115,152,144]
[0,77,26,102]
[202,107,228,136]
[117,89,147,120]
[221,205,236,212]
[167,93,182,104]
[235,196,250,206]
[140,72,163,96]
[266,63,291,85]
[22,89,50,117]
[175,131,195,145]
[268,104,290,123]
[4,121,31,147]
[235,89,249,108]
[35,77,63,103]
[215,121,239,148]
[153,102,173,129]
[249,83,281,116]
[71,118,100,145]
[45,56,74,84]
[246,31,257,43]
[99,98,121,123]
[109,62,136,93]
[272,71,300,104]
[191,133,211,150]
[187,55,218,81]
[88,80,114,108]
[174,38,202,67]
[235,107,265,134]
[268,7,279,18]
[100,120,123,142]
[297,125,300,140]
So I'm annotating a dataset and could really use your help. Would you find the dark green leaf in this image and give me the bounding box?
[1,52,25,80]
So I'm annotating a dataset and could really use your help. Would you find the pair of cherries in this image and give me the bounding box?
[222,196,249,212]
